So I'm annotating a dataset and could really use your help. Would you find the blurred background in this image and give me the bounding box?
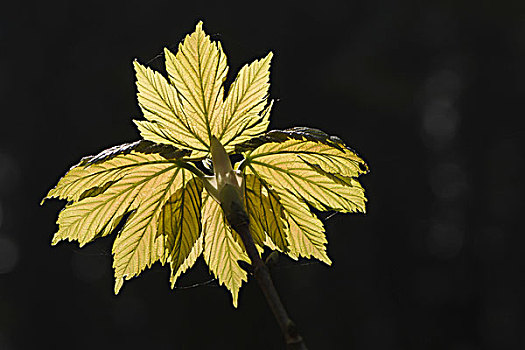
[1,1,524,349]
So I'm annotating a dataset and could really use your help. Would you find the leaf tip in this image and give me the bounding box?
[195,20,204,32]
[163,46,174,58]
[318,251,333,266]
[114,278,124,294]
[51,232,62,246]
[231,294,239,308]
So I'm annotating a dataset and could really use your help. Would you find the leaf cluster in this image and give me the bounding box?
[43,22,368,306]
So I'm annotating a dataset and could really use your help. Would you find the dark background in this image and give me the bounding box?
[1,1,524,349]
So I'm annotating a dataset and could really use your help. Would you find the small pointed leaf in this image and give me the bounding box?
[277,190,331,264]
[245,138,367,213]
[158,176,204,287]
[202,191,249,307]
[44,142,187,203]
[50,154,185,247]
[133,61,210,154]
[112,167,192,292]
[164,21,228,147]
[219,53,273,149]
[244,174,288,252]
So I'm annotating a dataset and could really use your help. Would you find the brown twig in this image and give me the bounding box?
[225,207,308,350]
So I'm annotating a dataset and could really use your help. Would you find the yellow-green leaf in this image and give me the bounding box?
[201,191,249,307]
[237,127,368,177]
[45,145,194,293]
[158,176,204,287]
[44,140,188,203]
[133,22,275,159]
[51,154,184,247]
[245,174,288,252]
[133,61,209,154]
[245,139,367,213]
[277,190,331,264]
[219,53,273,149]
[44,22,370,306]
[112,167,192,293]
[164,21,228,148]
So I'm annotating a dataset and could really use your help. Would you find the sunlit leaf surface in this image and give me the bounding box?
[244,135,367,213]
[219,53,273,149]
[202,192,249,306]
[44,21,368,306]
[244,174,288,252]
[159,177,204,287]
[163,21,228,156]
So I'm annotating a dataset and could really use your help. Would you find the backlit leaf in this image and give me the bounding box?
[202,191,249,307]
[237,127,368,177]
[277,190,331,264]
[50,154,186,247]
[245,174,288,252]
[158,176,204,287]
[112,166,191,293]
[219,53,273,149]
[164,21,228,150]
[45,141,188,203]
[43,145,195,293]
[133,61,209,154]
[244,138,367,213]
[44,21,369,307]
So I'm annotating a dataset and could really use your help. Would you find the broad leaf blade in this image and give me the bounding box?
[133,61,209,154]
[51,154,183,247]
[165,21,228,148]
[245,174,288,252]
[237,127,368,177]
[112,167,192,293]
[80,140,189,165]
[202,192,249,307]
[278,190,331,264]
[158,176,204,287]
[219,53,273,149]
[245,138,367,213]
[44,141,187,203]
[46,148,194,292]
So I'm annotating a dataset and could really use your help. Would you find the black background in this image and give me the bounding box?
[1,1,524,349]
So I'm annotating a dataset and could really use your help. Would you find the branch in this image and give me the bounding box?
[225,206,308,350]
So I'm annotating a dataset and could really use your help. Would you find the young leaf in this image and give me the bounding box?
[164,21,228,152]
[43,21,368,308]
[276,189,331,264]
[219,53,273,149]
[237,127,368,177]
[111,166,188,293]
[133,61,209,153]
[45,141,188,203]
[244,174,288,252]
[244,138,367,213]
[158,176,204,287]
[202,192,249,307]
[51,153,187,247]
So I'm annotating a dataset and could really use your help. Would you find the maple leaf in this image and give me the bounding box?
[43,21,368,307]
